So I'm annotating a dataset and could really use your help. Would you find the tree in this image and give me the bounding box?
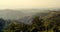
[0,18,5,32]
[4,21,24,32]
[32,16,46,32]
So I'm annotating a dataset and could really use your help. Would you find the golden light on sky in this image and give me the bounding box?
[0,0,60,9]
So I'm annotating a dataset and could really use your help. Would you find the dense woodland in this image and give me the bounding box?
[0,11,60,32]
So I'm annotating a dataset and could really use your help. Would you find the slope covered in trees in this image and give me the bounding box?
[0,11,60,32]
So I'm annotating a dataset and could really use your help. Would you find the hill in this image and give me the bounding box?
[0,11,60,32]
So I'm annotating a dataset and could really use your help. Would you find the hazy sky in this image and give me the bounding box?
[0,0,60,9]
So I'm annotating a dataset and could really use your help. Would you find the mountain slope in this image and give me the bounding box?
[0,10,25,20]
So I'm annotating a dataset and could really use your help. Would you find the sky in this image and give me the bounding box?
[0,0,60,9]
[0,0,60,20]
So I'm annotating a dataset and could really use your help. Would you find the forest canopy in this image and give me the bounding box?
[0,11,60,32]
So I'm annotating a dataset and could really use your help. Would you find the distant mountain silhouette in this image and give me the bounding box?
[0,9,43,20]
[0,10,25,20]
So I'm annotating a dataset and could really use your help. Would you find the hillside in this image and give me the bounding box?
[0,9,40,20]
[0,11,60,32]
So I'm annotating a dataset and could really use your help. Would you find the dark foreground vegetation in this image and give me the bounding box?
[0,11,60,32]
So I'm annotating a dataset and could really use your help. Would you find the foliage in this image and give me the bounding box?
[3,11,60,32]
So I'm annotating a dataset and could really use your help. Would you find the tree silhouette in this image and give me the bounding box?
[0,18,5,32]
